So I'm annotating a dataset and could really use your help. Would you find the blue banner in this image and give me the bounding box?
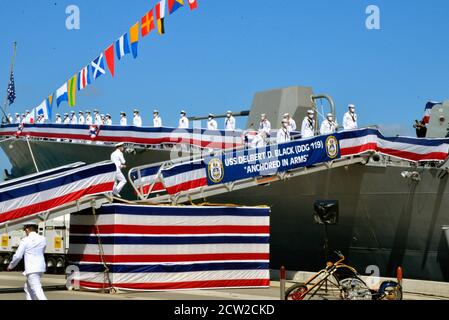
[205,134,341,185]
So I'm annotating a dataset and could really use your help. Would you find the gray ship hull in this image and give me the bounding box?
[1,139,448,281]
[210,163,449,281]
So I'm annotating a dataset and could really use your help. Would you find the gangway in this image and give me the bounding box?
[128,128,449,205]
[0,161,116,233]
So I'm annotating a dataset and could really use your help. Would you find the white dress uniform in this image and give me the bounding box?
[70,116,78,125]
[320,119,338,135]
[85,115,93,125]
[277,128,291,144]
[288,118,297,132]
[78,115,85,125]
[105,118,113,126]
[259,120,271,135]
[225,116,236,131]
[8,231,47,300]
[111,148,127,197]
[343,112,358,130]
[301,117,315,139]
[250,133,266,148]
[94,114,103,125]
[153,116,162,128]
[120,116,128,126]
[179,116,189,129]
[8,115,13,123]
[133,115,143,127]
[63,117,70,125]
[15,116,21,124]
[207,119,218,130]
[55,117,62,124]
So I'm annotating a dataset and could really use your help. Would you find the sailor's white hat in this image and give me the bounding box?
[120,111,126,115]
[115,142,125,148]
[209,113,214,117]
[307,110,315,114]
[227,110,232,114]
[134,109,140,113]
[261,113,267,117]
[327,113,333,117]
[153,110,159,114]
[348,104,356,109]
[180,110,186,114]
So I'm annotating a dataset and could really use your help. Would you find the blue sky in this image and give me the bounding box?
[1,0,449,174]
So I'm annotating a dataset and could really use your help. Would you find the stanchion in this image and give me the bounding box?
[280,266,286,300]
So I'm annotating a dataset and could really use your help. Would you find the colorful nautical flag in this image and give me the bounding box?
[78,66,91,91]
[68,75,77,107]
[46,94,54,120]
[7,71,16,105]
[91,54,106,80]
[130,22,139,59]
[36,99,50,120]
[188,0,198,10]
[168,0,184,15]
[156,0,166,35]
[104,45,115,77]
[116,33,130,60]
[56,83,68,107]
[141,9,155,37]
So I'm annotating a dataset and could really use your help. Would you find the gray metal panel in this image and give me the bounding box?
[426,101,449,138]
[246,86,314,130]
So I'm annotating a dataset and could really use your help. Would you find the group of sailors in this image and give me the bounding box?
[247,104,358,148]
[8,104,358,141]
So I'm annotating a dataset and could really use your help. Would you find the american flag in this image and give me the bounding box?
[7,71,15,105]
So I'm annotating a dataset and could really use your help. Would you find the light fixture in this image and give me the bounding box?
[401,171,421,182]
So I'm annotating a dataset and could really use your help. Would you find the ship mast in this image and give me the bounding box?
[1,42,17,123]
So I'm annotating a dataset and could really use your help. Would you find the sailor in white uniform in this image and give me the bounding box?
[105,114,112,126]
[250,131,267,148]
[85,111,93,125]
[284,113,297,133]
[7,223,47,300]
[153,110,162,128]
[78,111,85,125]
[343,104,358,130]
[63,113,70,125]
[70,111,78,125]
[111,142,127,198]
[259,114,271,136]
[225,111,236,131]
[207,114,218,130]
[94,110,102,125]
[25,110,31,124]
[179,110,189,129]
[15,113,21,124]
[277,119,291,144]
[55,114,62,124]
[320,113,338,135]
[120,112,127,126]
[133,109,143,127]
[7,114,13,124]
[301,110,316,139]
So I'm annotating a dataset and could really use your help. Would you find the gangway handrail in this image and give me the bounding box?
[128,127,449,204]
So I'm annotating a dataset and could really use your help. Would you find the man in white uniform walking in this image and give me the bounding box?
[7,223,47,300]
[111,142,127,198]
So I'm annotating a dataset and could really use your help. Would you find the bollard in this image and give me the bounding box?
[280,266,286,300]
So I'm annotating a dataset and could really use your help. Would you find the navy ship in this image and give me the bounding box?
[1,86,449,282]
